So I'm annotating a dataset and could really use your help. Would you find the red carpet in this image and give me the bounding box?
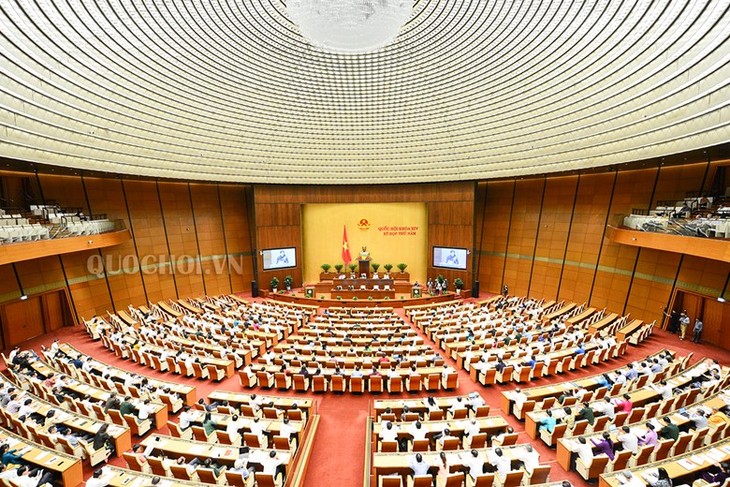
[6,300,730,487]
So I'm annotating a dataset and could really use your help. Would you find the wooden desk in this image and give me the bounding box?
[524,357,712,439]
[542,303,575,323]
[153,301,180,318]
[616,319,644,342]
[598,438,730,487]
[208,390,316,417]
[372,444,533,480]
[372,416,508,442]
[105,466,202,486]
[59,343,197,406]
[588,313,619,334]
[141,435,291,469]
[188,410,304,439]
[0,428,83,487]
[26,359,168,427]
[499,349,675,416]
[565,307,596,326]
[330,289,397,299]
[374,395,482,419]
[557,392,729,470]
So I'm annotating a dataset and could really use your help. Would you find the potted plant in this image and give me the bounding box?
[284,275,293,291]
[454,278,464,295]
[371,263,380,273]
[397,263,408,273]
[270,277,279,293]
[383,263,393,274]
[321,263,332,273]
[334,264,344,274]
[348,263,357,273]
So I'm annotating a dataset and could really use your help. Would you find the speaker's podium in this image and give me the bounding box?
[358,259,370,277]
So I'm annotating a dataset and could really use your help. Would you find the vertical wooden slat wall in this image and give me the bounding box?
[477,162,730,327]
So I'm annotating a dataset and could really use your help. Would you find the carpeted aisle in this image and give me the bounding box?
[5,301,730,487]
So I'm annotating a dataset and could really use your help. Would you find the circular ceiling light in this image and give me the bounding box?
[287,0,413,54]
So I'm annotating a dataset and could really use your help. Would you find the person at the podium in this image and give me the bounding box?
[359,246,371,260]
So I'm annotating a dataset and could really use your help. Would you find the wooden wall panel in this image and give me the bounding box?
[503,179,545,297]
[36,174,89,213]
[559,173,614,304]
[190,184,230,296]
[704,300,730,350]
[477,181,514,294]
[624,249,682,323]
[591,168,657,312]
[530,176,578,300]
[122,180,176,304]
[84,177,147,308]
[651,163,708,206]
[219,185,254,293]
[2,297,44,345]
[157,182,205,299]
[255,201,302,290]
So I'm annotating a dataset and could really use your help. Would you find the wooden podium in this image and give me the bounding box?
[358,259,370,276]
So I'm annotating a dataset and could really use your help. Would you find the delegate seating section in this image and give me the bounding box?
[599,438,730,486]
[47,343,196,410]
[132,390,319,486]
[4,346,320,486]
[524,356,721,442]
[0,427,83,487]
[371,394,508,453]
[558,386,730,482]
[242,308,459,394]
[500,349,681,419]
[86,296,316,382]
[6,351,170,433]
[369,394,552,486]
[407,297,630,389]
[0,372,129,465]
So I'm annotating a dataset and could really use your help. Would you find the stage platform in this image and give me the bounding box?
[259,289,465,308]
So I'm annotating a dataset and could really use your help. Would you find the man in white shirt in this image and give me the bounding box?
[408,421,428,443]
[380,422,399,446]
[617,426,639,453]
[463,420,480,441]
[437,428,459,450]
[618,470,646,487]
[448,397,468,418]
[468,392,486,412]
[592,397,616,420]
[260,450,283,480]
[511,388,528,416]
[178,406,194,430]
[278,417,298,447]
[137,399,156,422]
[653,380,673,401]
[226,415,246,443]
[573,437,593,467]
[85,467,115,487]
[463,449,484,479]
[249,417,266,446]
[517,445,540,475]
[488,448,512,479]
[408,453,431,476]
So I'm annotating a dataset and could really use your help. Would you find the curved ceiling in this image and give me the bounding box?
[0,0,728,184]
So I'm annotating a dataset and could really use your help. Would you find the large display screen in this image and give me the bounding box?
[433,246,467,270]
[262,247,296,270]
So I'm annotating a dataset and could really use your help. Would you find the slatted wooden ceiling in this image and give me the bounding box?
[0,0,728,184]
